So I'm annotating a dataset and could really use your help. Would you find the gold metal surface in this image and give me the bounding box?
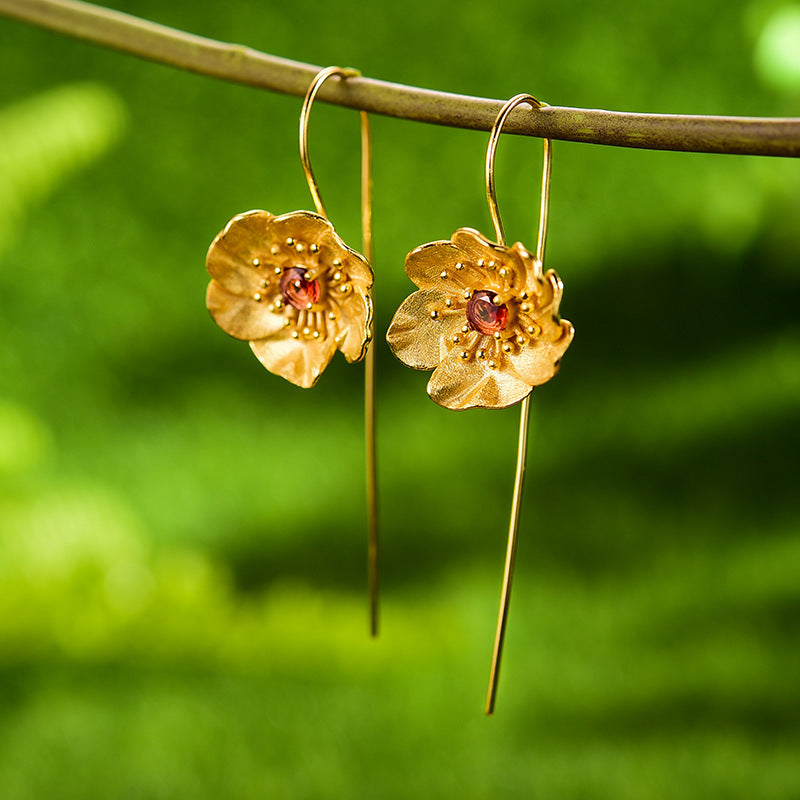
[206,67,380,636]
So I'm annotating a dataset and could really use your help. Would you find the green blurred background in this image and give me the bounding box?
[1,0,799,797]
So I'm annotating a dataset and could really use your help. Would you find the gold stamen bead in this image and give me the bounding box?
[516,334,526,346]
[295,243,305,253]
[313,330,320,339]
[477,349,486,360]
[328,311,337,321]
[521,303,532,312]
[253,293,262,302]
[463,290,472,299]
[488,361,497,369]
[493,331,502,339]
[333,271,342,282]
[303,327,311,336]
[261,280,269,289]
[274,298,283,309]
[488,261,497,270]
[252,258,260,267]
[284,319,292,327]
[430,310,439,319]
[492,296,504,306]
[306,302,314,310]
[339,284,351,293]
[499,268,507,278]
[286,237,294,246]
[477,259,485,268]
[271,245,280,255]
[333,258,342,267]
[502,343,513,353]
[452,335,460,343]
[461,324,469,334]
[291,331,299,339]
[445,298,453,307]
[527,325,539,335]
[460,351,469,360]
[310,243,319,253]
[440,271,448,280]
[455,262,464,271]
[274,267,282,275]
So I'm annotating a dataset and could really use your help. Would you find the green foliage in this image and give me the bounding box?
[0,83,126,255]
[0,0,799,797]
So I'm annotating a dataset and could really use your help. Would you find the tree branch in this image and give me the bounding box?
[1,0,799,157]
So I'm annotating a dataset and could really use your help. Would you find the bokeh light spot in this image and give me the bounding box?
[754,5,800,92]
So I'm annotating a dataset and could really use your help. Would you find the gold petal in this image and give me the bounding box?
[265,210,335,249]
[527,268,562,312]
[405,240,473,292]
[508,319,575,386]
[450,227,502,257]
[338,290,373,363]
[250,332,338,388]
[386,289,463,370]
[206,210,275,294]
[206,281,287,341]
[427,349,532,410]
[319,227,374,287]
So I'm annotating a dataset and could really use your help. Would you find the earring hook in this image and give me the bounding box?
[484,94,552,716]
[300,66,380,637]
[485,94,552,269]
[300,66,361,219]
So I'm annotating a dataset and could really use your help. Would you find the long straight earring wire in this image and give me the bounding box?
[300,67,380,637]
[361,108,380,638]
[484,94,552,715]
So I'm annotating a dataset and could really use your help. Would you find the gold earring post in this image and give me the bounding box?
[300,67,379,637]
[484,94,552,715]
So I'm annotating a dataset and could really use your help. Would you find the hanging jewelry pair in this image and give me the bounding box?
[205,74,574,713]
[205,67,380,636]
[386,94,574,714]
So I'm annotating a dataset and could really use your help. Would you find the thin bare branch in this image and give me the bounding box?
[0,0,799,157]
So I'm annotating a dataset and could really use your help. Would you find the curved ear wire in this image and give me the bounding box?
[484,94,553,715]
[300,66,380,638]
[205,65,379,637]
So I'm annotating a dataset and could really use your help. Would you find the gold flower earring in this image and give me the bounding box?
[206,66,380,636]
[387,94,574,711]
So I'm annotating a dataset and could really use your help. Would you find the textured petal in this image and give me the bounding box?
[528,269,562,312]
[405,240,471,292]
[451,228,525,289]
[206,210,275,294]
[337,290,373,363]
[250,332,337,388]
[405,228,527,295]
[319,227,374,287]
[451,228,513,264]
[264,210,334,250]
[508,319,574,386]
[206,281,286,341]
[386,289,464,370]
[427,349,532,410]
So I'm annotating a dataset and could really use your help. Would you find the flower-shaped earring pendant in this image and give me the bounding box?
[207,209,372,388]
[387,227,572,409]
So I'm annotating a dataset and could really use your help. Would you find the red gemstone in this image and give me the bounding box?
[280,267,320,309]
[466,290,508,335]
